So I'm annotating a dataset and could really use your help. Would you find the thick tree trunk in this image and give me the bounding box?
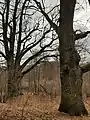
[58,0,88,116]
[7,61,23,98]
[8,71,22,97]
[58,65,88,115]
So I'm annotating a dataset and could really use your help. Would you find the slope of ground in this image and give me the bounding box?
[0,93,90,120]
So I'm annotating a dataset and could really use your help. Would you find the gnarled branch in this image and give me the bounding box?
[75,31,90,40]
[22,54,57,75]
[81,63,90,73]
[33,0,59,33]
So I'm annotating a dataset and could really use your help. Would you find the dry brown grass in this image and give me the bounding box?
[0,93,90,120]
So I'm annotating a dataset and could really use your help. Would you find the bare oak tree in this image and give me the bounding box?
[0,0,57,98]
[33,0,90,116]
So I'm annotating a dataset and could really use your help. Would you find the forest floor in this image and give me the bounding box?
[0,93,90,120]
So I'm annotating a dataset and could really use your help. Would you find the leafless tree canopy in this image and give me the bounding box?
[0,0,59,75]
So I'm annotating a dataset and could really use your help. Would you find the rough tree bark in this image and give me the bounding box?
[7,57,23,98]
[8,69,23,98]
[33,0,90,116]
[58,0,88,116]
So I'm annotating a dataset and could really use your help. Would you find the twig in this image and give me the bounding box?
[20,94,30,120]
[40,84,51,95]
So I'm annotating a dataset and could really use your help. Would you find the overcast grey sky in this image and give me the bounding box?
[46,0,90,63]
[0,0,90,64]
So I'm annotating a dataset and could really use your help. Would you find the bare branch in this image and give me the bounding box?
[22,54,57,75]
[33,0,59,33]
[16,0,30,61]
[21,27,38,42]
[12,0,19,41]
[81,63,90,73]
[0,51,7,60]
[2,1,9,56]
[19,39,54,72]
[19,29,51,60]
[75,31,90,40]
